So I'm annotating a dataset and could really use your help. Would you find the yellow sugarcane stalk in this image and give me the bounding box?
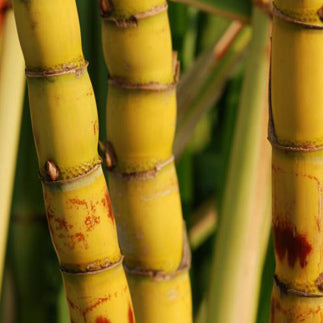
[100,1,192,322]
[12,0,134,321]
[0,6,24,295]
[270,0,323,321]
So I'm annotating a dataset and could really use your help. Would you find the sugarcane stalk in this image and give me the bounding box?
[270,0,323,320]
[206,6,271,323]
[0,5,25,295]
[100,1,192,322]
[12,0,134,321]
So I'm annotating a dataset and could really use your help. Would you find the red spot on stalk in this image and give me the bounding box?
[273,221,312,268]
[128,303,135,323]
[96,317,111,323]
[84,214,100,231]
[54,218,72,231]
[68,198,88,209]
[104,190,115,223]
[75,232,85,242]
[93,120,98,135]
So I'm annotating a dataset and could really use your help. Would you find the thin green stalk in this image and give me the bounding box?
[175,26,251,158]
[0,8,25,295]
[206,7,271,323]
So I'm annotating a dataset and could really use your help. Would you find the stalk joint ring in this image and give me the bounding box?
[100,2,168,28]
[25,61,89,79]
[124,222,191,281]
[274,275,323,298]
[272,2,323,29]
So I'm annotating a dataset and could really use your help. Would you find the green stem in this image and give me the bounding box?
[175,26,251,158]
[206,7,271,323]
[0,9,25,295]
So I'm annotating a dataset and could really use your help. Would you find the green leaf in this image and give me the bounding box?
[169,0,252,22]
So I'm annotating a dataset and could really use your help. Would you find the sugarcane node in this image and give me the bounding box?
[101,3,168,28]
[272,3,323,29]
[109,76,177,92]
[109,156,175,180]
[274,275,323,298]
[41,162,102,186]
[99,140,117,169]
[268,76,323,152]
[25,61,89,79]
[124,222,191,282]
[60,255,124,275]
[45,160,60,182]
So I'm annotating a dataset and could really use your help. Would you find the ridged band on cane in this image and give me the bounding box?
[124,222,191,281]
[268,62,323,152]
[108,56,180,92]
[25,61,89,78]
[60,256,124,275]
[108,156,175,180]
[272,2,323,29]
[100,2,168,28]
[40,160,102,185]
[274,275,323,298]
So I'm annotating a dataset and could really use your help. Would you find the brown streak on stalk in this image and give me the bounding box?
[96,317,111,323]
[84,295,111,315]
[93,120,98,136]
[128,302,134,323]
[273,220,312,268]
[104,189,115,223]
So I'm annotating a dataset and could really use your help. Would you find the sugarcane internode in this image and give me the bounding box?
[101,0,192,322]
[13,0,135,321]
[270,0,323,321]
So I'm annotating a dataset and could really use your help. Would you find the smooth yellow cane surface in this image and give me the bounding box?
[109,162,183,272]
[28,73,100,179]
[127,271,192,323]
[107,86,176,173]
[13,0,83,70]
[272,4,323,145]
[102,11,173,84]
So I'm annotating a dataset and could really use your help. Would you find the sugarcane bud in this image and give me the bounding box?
[99,141,117,169]
[316,273,323,291]
[45,160,60,181]
[100,0,113,17]
[318,6,323,22]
